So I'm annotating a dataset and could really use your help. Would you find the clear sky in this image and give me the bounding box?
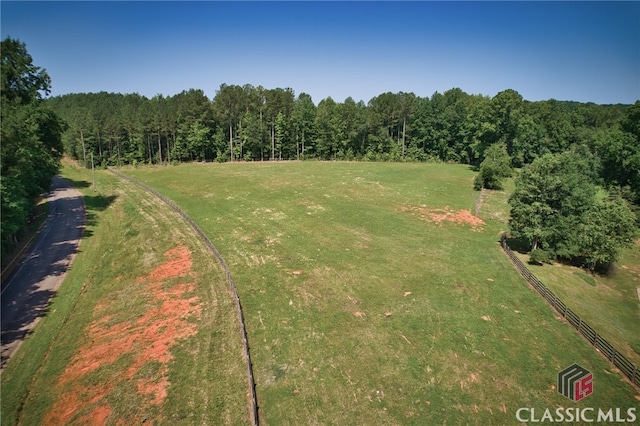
[2,1,638,105]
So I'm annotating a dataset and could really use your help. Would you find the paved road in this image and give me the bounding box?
[1,176,85,369]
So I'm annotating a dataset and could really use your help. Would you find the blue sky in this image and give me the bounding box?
[2,1,638,104]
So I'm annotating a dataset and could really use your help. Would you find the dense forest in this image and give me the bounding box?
[48,86,634,168]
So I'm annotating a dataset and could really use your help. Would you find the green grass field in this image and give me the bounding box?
[119,161,639,424]
[515,243,640,367]
[1,161,248,425]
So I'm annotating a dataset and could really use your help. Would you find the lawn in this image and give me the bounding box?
[514,242,640,367]
[1,160,248,425]
[125,161,639,424]
[485,176,640,367]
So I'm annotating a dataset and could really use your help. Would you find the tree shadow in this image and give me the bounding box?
[1,286,55,368]
[81,194,118,239]
[84,193,117,211]
[500,234,531,255]
[0,177,117,368]
[60,175,117,239]
[0,227,83,368]
[63,177,92,189]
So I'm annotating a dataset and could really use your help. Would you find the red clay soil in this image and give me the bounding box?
[44,246,202,425]
[401,205,485,231]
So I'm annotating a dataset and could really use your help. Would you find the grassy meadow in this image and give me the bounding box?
[123,161,639,424]
[515,243,640,367]
[1,160,248,425]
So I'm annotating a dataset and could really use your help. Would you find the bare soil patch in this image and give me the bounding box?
[401,205,485,231]
[44,246,201,425]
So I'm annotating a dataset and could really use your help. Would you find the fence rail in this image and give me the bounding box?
[500,234,639,389]
[109,168,259,425]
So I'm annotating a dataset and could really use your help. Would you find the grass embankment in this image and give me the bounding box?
[515,244,640,367]
[488,175,640,367]
[1,160,248,425]
[487,176,639,367]
[127,161,639,425]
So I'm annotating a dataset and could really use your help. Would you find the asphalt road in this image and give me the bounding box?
[1,176,85,369]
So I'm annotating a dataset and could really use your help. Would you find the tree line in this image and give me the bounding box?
[1,37,66,263]
[48,85,634,170]
[472,101,640,271]
[50,84,639,271]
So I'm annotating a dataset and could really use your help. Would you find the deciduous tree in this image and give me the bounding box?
[1,37,65,261]
[473,143,512,190]
[508,150,596,254]
[577,195,637,271]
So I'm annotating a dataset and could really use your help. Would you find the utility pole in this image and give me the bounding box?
[91,152,96,191]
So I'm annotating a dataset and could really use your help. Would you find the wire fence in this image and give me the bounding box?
[109,168,259,425]
[500,234,639,389]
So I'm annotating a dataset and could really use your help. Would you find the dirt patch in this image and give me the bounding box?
[401,205,485,231]
[44,246,201,425]
[76,405,112,425]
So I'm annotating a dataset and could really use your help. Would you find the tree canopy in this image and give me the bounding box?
[508,149,637,271]
[1,37,66,262]
[46,86,635,172]
[473,143,512,190]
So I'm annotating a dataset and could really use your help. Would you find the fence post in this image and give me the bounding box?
[499,235,639,390]
[108,167,260,425]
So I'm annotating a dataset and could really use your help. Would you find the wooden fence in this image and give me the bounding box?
[109,168,259,425]
[500,234,639,388]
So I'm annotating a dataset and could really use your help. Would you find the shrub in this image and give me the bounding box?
[529,249,552,265]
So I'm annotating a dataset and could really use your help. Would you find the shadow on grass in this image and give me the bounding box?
[80,194,117,239]
[502,235,531,254]
[63,177,92,189]
[64,177,117,239]
[501,234,613,277]
[0,177,117,369]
